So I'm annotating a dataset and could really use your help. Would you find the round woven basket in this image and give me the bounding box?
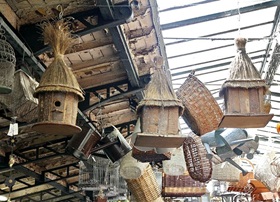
[120,151,149,179]
[176,74,223,136]
[126,164,161,202]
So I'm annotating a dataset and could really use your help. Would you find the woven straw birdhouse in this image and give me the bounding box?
[219,37,273,128]
[133,56,185,148]
[32,21,84,135]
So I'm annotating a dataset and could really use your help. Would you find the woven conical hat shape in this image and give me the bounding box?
[34,57,84,101]
[220,37,267,96]
[34,21,84,101]
[137,56,183,114]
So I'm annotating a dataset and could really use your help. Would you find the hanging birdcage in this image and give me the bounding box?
[78,157,127,197]
[0,28,16,94]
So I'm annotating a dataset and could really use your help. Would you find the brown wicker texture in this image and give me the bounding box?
[176,73,223,136]
[125,164,161,202]
[183,133,212,182]
[132,146,171,163]
[211,158,241,182]
[162,172,206,197]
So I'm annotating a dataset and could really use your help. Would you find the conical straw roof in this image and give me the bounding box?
[34,20,84,101]
[137,56,183,114]
[220,37,267,96]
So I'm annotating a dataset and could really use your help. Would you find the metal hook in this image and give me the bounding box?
[56,5,64,19]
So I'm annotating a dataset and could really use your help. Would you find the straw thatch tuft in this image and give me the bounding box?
[137,57,183,114]
[220,37,267,96]
[34,20,84,101]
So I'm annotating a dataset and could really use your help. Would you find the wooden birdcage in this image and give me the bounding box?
[219,37,273,128]
[134,56,185,148]
[32,21,84,135]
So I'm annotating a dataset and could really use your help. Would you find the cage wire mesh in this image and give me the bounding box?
[0,26,16,94]
[78,156,127,197]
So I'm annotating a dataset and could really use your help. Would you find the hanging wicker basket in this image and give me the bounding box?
[211,158,241,182]
[176,73,223,136]
[183,132,212,182]
[125,164,162,202]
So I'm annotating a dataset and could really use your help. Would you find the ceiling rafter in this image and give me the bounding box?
[160,1,280,31]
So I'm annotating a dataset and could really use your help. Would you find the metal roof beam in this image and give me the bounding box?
[171,51,267,77]
[165,21,274,46]
[97,0,144,100]
[161,1,280,31]
[260,6,280,75]
[14,166,85,200]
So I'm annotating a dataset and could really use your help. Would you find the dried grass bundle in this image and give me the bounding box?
[137,57,183,113]
[42,20,74,56]
[220,37,267,96]
[34,20,83,100]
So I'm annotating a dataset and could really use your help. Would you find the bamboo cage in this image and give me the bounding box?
[219,37,273,128]
[32,21,84,135]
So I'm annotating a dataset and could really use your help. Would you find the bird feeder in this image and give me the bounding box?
[0,31,16,94]
[219,37,273,128]
[133,56,185,148]
[32,21,84,135]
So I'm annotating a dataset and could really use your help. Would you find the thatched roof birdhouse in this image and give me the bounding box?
[32,20,84,135]
[133,56,185,148]
[219,37,273,128]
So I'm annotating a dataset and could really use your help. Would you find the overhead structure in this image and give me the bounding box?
[219,37,273,128]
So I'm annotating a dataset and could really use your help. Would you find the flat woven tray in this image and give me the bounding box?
[176,73,223,136]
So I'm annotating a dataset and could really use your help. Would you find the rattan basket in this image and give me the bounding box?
[126,164,161,202]
[162,172,207,197]
[176,73,223,136]
[183,132,212,182]
[211,158,241,182]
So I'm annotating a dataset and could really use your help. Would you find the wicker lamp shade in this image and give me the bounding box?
[0,35,16,94]
[32,21,84,135]
[219,37,273,128]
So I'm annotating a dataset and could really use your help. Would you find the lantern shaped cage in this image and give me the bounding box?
[0,33,16,94]
[78,157,127,197]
